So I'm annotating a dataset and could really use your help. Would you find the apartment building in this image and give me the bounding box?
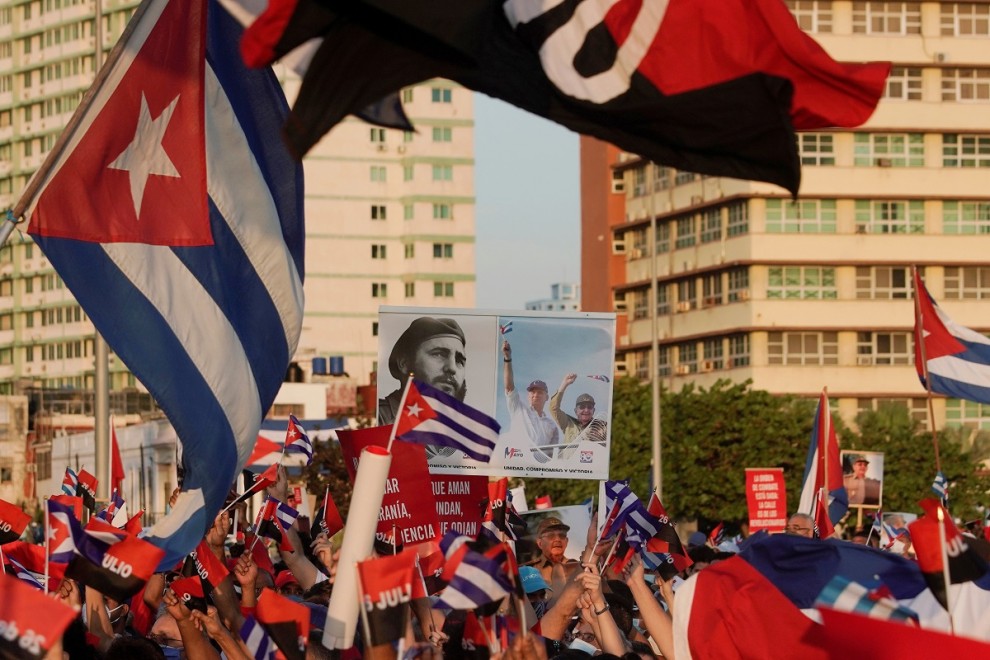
[597,1,990,429]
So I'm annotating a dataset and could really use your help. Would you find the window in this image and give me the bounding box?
[941,3,990,36]
[432,126,452,142]
[702,273,723,306]
[852,2,921,35]
[943,134,990,167]
[25,345,33,362]
[404,204,414,220]
[854,133,924,167]
[677,342,698,374]
[403,243,415,259]
[370,128,386,142]
[654,167,672,192]
[371,204,386,220]
[372,282,388,298]
[403,131,414,143]
[767,266,837,299]
[765,199,837,233]
[700,208,722,243]
[433,203,452,219]
[674,170,696,185]
[786,0,833,32]
[632,167,647,197]
[657,284,670,316]
[726,203,748,236]
[402,88,414,103]
[854,200,924,233]
[0,458,13,483]
[727,268,750,302]
[943,201,990,234]
[856,332,912,365]
[674,216,696,248]
[434,281,454,297]
[371,244,386,259]
[632,290,649,320]
[944,266,990,299]
[431,87,452,103]
[630,227,648,255]
[855,266,911,299]
[945,399,990,429]
[885,66,923,100]
[432,165,453,181]
[655,223,670,253]
[403,165,414,181]
[942,68,990,102]
[676,279,697,310]
[703,338,724,370]
[404,282,415,297]
[658,347,671,377]
[23,277,32,294]
[729,334,750,367]
[432,242,453,258]
[370,166,386,182]
[799,134,835,165]
[858,398,928,423]
[767,331,839,365]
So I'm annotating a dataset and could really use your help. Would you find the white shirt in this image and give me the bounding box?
[506,388,561,447]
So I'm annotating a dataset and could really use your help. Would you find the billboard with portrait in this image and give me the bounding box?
[377,306,616,479]
[840,450,884,508]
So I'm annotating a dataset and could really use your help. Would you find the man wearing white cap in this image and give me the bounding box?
[502,339,561,457]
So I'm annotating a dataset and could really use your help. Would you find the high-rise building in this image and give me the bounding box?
[0,3,475,394]
[525,282,581,312]
[590,1,990,429]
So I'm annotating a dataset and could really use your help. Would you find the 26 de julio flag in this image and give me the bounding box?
[311,485,344,538]
[188,538,230,594]
[0,499,31,544]
[0,573,79,660]
[356,549,418,646]
[16,0,305,570]
[66,518,166,601]
[169,575,209,613]
[908,498,990,609]
[76,469,99,512]
[256,588,310,660]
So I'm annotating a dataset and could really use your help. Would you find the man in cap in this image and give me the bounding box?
[843,454,881,506]
[378,316,467,425]
[502,339,561,457]
[527,517,580,597]
[550,372,608,458]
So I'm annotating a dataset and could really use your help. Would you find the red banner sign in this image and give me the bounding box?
[745,468,787,533]
[431,475,487,538]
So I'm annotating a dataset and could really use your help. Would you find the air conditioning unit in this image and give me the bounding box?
[856,224,867,234]
[702,360,715,372]
[612,238,627,254]
[611,179,626,194]
[629,248,644,259]
[675,364,691,375]
[738,289,751,301]
[876,157,892,167]
[615,359,629,374]
[676,301,692,312]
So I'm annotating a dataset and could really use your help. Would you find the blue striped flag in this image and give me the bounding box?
[931,471,949,506]
[395,380,500,463]
[604,480,660,541]
[283,415,313,464]
[60,468,78,497]
[434,544,512,611]
[815,575,919,624]
[21,0,304,569]
[915,268,990,403]
[798,391,848,525]
[240,615,277,660]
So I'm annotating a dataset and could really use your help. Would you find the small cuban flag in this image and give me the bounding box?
[931,471,949,507]
[283,414,313,465]
[499,321,513,335]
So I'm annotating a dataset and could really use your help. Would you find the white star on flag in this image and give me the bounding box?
[108,92,181,219]
[405,402,423,419]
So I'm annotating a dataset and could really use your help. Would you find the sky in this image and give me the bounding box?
[472,94,580,310]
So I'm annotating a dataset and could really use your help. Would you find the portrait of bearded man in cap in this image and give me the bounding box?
[378,316,468,426]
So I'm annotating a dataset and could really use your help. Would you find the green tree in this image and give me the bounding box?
[839,404,990,521]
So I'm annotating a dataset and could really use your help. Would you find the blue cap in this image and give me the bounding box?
[519,566,551,594]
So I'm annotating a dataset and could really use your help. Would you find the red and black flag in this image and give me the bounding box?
[645,492,692,578]
[0,498,31,544]
[240,0,887,195]
[76,469,98,512]
[255,497,294,553]
[0,573,79,659]
[909,498,990,609]
[256,588,310,660]
[311,485,344,538]
[65,518,165,602]
[49,494,83,520]
[187,539,230,595]
[227,464,279,510]
[356,548,418,646]
[169,575,209,613]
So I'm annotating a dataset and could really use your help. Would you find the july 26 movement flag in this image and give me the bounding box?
[15,0,304,569]
[395,380,500,463]
[0,498,31,544]
[240,0,888,195]
[914,268,990,404]
[0,574,79,660]
[311,485,344,538]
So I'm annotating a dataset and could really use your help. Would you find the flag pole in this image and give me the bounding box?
[822,388,830,524]
[386,374,415,453]
[354,562,375,653]
[913,266,943,474]
[43,498,50,595]
[936,506,955,634]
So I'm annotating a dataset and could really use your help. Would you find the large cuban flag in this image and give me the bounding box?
[914,269,990,404]
[797,390,847,525]
[19,0,304,568]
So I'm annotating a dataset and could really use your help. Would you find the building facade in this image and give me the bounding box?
[0,1,475,396]
[598,1,990,429]
[525,282,581,312]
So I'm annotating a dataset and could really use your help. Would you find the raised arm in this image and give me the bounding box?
[550,373,577,428]
[502,340,515,393]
